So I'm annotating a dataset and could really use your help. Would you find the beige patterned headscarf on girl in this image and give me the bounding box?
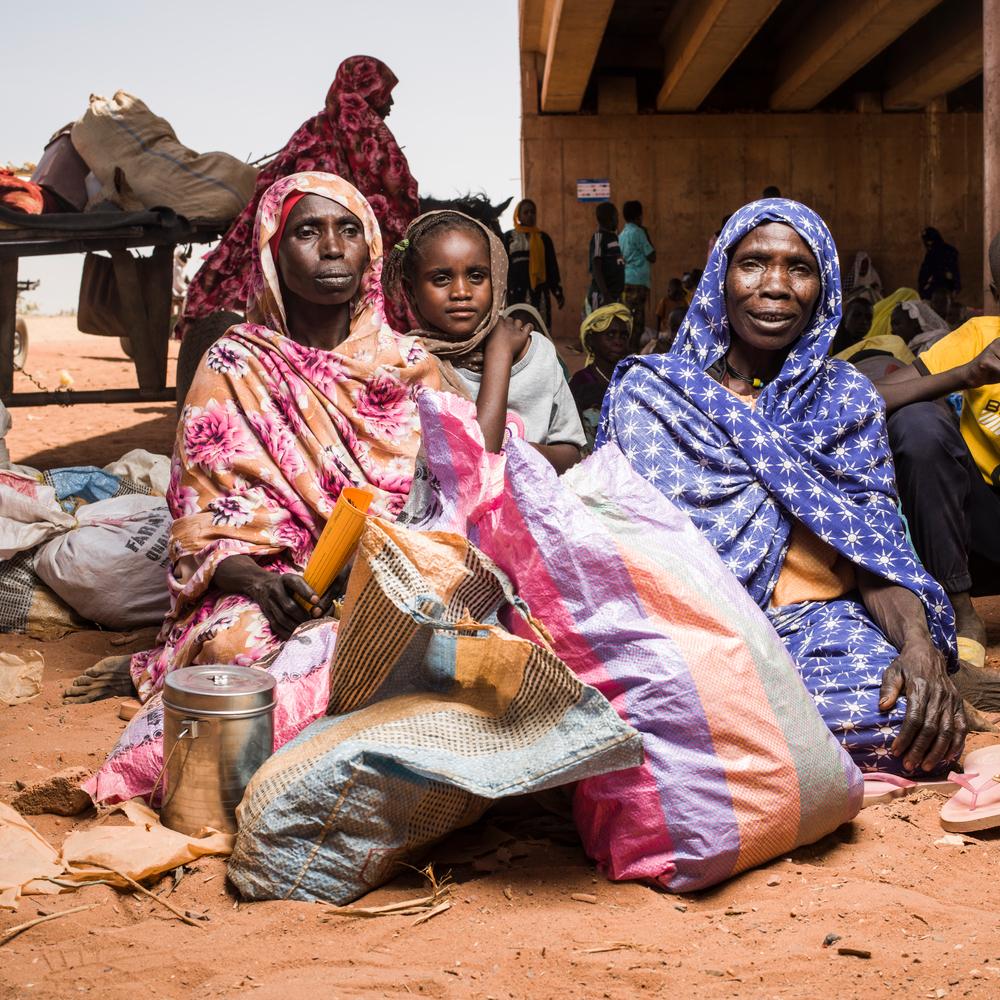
[384,211,508,378]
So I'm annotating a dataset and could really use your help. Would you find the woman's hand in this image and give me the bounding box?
[961,339,1000,390]
[879,638,967,772]
[214,554,328,641]
[247,573,323,640]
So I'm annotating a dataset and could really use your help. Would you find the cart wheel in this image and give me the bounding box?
[119,336,135,359]
[14,317,28,369]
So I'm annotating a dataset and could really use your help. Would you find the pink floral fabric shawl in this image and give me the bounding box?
[178,56,418,336]
[131,172,438,699]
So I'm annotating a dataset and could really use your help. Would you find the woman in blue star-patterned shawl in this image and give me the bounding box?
[597,198,965,777]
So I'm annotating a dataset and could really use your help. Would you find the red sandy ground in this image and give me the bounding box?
[3,317,1000,1000]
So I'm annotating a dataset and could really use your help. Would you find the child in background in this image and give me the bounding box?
[384,210,585,474]
[588,202,625,311]
[569,303,631,453]
[619,200,656,352]
[642,306,686,355]
[654,277,686,337]
[681,268,702,305]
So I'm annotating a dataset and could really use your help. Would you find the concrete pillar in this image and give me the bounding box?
[985,0,1000,311]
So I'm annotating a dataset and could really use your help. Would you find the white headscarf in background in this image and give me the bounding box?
[902,299,950,356]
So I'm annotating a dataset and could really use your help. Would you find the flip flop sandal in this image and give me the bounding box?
[862,772,955,808]
[940,770,1000,832]
[960,743,1000,774]
[957,637,987,670]
[862,772,917,807]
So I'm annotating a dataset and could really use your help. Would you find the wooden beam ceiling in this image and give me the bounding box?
[520,0,558,54]
[884,1,983,110]
[656,0,781,111]
[540,0,616,112]
[770,0,944,111]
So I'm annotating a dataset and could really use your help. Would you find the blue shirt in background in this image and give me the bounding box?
[619,222,654,288]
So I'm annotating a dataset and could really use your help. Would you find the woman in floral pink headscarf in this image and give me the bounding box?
[178,56,418,335]
[126,171,439,700]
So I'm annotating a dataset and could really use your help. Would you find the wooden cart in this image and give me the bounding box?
[0,213,226,407]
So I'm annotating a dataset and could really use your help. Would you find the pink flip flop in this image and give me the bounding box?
[940,770,1000,832]
[862,772,917,807]
[862,772,956,808]
[960,743,1000,774]
[937,743,1000,831]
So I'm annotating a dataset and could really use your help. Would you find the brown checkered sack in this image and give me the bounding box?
[229,519,641,903]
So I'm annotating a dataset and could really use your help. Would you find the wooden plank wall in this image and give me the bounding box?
[521,111,983,346]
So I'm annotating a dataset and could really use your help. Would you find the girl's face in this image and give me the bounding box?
[410,228,492,340]
[890,304,921,342]
[588,317,630,366]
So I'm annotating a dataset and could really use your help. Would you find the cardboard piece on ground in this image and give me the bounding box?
[60,801,234,886]
[0,650,44,706]
[0,803,63,910]
[0,800,233,910]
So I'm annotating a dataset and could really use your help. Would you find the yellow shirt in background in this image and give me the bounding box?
[919,316,1000,487]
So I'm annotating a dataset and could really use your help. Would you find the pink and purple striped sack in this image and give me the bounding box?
[410,390,863,891]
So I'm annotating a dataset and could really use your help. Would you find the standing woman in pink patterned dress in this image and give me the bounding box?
[179,56,419,335]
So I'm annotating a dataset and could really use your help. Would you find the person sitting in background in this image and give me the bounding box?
[619,200,656,351]
[655,278,687,336]
[588,202,625,311]
[919,227,961,301]
[873,231,1000,669]
[502,198,564,331]
[898,299,951,356]
[641,306,685,355]
[570,303,631,453]
[842,251,883,303]
[834,288,917,367]
[829,297,874,358]
[681,267,702,305]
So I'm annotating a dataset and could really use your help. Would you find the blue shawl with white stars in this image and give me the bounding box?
[596,198,956,661]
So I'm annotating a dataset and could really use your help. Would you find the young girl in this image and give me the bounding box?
[384,210,585,472]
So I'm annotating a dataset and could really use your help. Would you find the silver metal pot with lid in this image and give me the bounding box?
[160,665,276,837]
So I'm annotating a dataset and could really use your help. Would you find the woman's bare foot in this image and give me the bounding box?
[951,590,987,646]
[955,661,1000,715]
[63,655,135,704]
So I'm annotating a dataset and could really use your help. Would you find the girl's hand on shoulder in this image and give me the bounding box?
[487,316,532,362]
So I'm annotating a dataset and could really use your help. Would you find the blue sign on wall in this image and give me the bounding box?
[576,179,611,202]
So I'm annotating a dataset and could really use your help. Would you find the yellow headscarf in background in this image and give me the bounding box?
[514,200,546,291]
[834,286,917,365]
[869,287,918,340]
[580,303,632,364]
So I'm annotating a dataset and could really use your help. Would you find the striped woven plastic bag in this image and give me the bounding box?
[411,389,863,892]
[228,517,642,904]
